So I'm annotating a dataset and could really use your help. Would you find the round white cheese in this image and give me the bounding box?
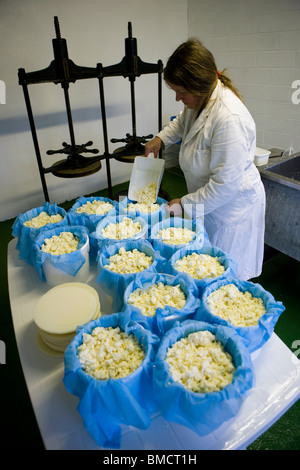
[33,284,99,334]
[52,282,101,314]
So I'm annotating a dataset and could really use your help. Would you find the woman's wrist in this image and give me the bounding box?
[167,198,182,216]
[145,136,163,157]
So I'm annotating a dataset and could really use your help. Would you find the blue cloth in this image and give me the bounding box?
[94,214,149,252]
[153,320,254,436]
[67,196,118,260]
[149,216,210,260]
[11,203,68,266]
[96,239,167,312]
[165,243,238,295]
[33,225,89,281]
[197,278,285,353]
[122,272,201,337]
[67,196,118,230]
[63,313,159,449]
[118,196,168,237]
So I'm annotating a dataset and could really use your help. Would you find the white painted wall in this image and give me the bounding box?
[0,0,186,221]
[2,0,300,222]
[188,0,300,153]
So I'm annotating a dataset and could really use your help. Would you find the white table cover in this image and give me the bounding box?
[7,238,300,450]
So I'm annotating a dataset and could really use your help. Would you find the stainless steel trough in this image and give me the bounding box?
[258,153,300,262]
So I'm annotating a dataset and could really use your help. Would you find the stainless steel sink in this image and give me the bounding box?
[259,152,300,262]
[266,154,300,180]
[264,154,300,189]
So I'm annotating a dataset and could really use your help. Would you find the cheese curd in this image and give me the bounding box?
[106,247,153,274]
[134,182,157,204]
[77,326,145,380]
[175,253,225,280]
[24,211,63,228]
[127,202,160,213]
[166,330,235,393]
[127,282,186,317]
[157,226,195,245]
[41,231,79,255]
[101,217,142,240]
[206,283,266,327]
[75,200,114,215]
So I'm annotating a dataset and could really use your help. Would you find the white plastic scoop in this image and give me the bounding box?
[128,154,165,203]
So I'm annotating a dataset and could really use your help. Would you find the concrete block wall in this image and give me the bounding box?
[187,0,300,153]
[0,0,187,221]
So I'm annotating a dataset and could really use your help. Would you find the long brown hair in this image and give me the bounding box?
[164,38,243,102]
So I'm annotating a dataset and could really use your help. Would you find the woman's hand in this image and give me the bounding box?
[167,198,182,217]
[144,136,162,158]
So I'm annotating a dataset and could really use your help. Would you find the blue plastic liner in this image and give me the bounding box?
[122,272,201,337]
[33,225,89,281]
[118,196,168,236]
[149,216,210,260]
[197,278,285,353]
[67,196,118,260]
[63,313,160,449]
[94,214,149,252]
[96,239,167,312]
[165,244,238,295]
[11,203,68,266]
[67,196,118,228]
[153,320,254,437]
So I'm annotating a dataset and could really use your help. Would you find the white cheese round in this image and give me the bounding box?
[33,284,99,335]
[52,282,101,315]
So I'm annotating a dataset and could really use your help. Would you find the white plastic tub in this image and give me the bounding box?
[43,238,90,287]
[254,147,271,166]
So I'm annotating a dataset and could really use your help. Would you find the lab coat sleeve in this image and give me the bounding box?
[181,114,255,215]
[157,110,185,146]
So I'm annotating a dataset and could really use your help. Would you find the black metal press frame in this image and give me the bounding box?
[18,17,163,202]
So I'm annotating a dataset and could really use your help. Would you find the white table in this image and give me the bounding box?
[7,238,300,450]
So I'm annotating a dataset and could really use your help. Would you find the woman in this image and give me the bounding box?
[145,39,265,280]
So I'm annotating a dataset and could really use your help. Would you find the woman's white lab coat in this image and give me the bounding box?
[157,80,265,280]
